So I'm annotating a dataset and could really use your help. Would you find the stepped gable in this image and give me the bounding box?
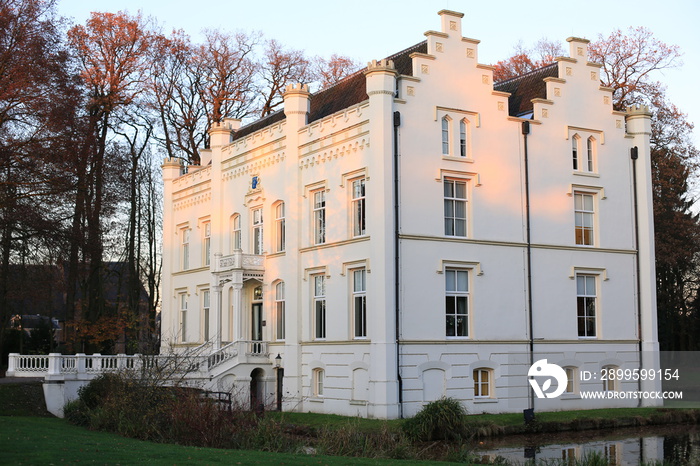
[494,63,558,117]
[232,41,428,141]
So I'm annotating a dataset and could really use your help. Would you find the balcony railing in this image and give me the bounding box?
[216,251,264,273]
[7,342,273,379]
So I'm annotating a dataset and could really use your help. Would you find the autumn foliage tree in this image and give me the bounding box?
[66,11,153,351]
[0,0,79,359]
[0,5,383,357]
[492,39,564,82]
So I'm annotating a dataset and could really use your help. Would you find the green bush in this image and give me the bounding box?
[402,397,469,442]
[63,399,90,427]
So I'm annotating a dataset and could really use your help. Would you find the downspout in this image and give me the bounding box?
[522,121,535,415]
[394,110,403,418]
[631,146,644,405]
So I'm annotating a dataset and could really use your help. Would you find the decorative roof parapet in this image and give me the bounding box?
[626,104,652,117]
[364,59,397,74]
[284,83,310,95]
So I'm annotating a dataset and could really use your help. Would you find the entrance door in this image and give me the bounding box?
[251,302,263,353]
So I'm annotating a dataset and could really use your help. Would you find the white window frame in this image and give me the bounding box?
[586,137,595,172]
[602,365,618,392]
[180,227,190,271]
[569,128,602,175]
[352,268,367,339]
[275,281,285,340]
[444,179,468,237]
[572,134,580,170]
[351,178,366,237]
[202,289,210,342]
[313,274,326,339]
[577,273,597,338]
[231,214,241,252]
[313,190,326,245]
[459,119,468,157]
[473,368,492,398]
[574,191,595,246]
[441,115,451,155]
[274,202,285,253]
[313,368,324,397]
[564,366,577,394]
[445,268,469,338]
[179,292,188,342]
[251,207,263,255]
[202,221,211,266]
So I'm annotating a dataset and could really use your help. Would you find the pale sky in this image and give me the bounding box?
[58,0,699,147]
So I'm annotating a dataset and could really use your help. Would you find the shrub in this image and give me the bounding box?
[62,399,90,427]
[402,397,469,442]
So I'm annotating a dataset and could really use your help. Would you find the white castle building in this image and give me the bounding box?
[160,10,660,419]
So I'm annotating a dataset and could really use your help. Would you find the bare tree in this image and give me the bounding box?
[258,39,311,116]
[149,30,207,165]
[589,27,682,111]
[311,54,362,89]
[196,29,259,127]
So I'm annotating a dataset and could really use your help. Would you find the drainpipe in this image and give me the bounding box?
[393,110,403,418]
[631,146,644,405]
[522,121,535,416]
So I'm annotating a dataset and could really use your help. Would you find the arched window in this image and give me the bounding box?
[252,207,263,254]
[441,116,450,155]
[572,134,581,170]
[564,366,577,394]
[230,214,241,252]
[313,368,324,397]
[275,281,285,340]
[274,202,285,253]
[602,365,619,392]
[459,119,467,157]
[586,137,595,172]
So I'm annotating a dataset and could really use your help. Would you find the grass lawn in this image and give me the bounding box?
[0,416,455,465]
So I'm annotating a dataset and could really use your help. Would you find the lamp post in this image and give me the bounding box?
[275,353,283,411]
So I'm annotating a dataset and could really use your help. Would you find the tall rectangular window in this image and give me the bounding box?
[353,268,367,338]
[203,222,211,266]
[202,290,210,341]
[179,293,188,342]
[274,202,285,252]
[275,281,285,340]
[459,120,467,157]
[444,180,467,237]
[313,275,326,339]
[445,269,469,337]
[181,228,190,270]
[231,214,241,251]
[572,137,579,170]
[252,207,263,254]
[586,138,594,172]
[473,368,491,398]
[574,192,595,246]
[313,191,326,245]
[313,368,324,397]
[352,178,366,237]
[441,116,450,155]
[577,274,597,338]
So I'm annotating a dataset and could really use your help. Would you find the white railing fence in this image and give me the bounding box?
[7,342,273,379]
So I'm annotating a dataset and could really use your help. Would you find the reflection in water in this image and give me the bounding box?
[475,425,700,465]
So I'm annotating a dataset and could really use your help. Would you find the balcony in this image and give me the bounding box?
[215,251,264,280]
